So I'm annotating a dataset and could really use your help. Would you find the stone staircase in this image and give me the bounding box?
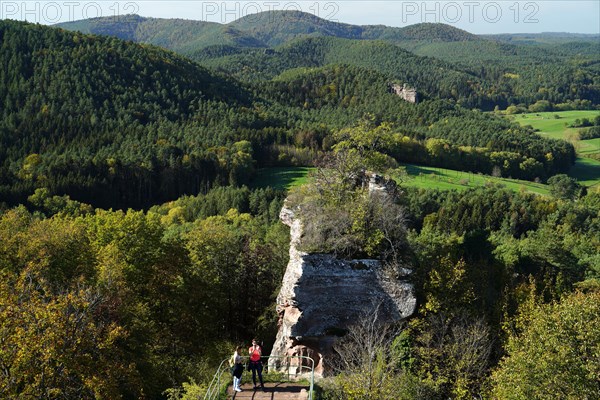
[226,382,309,400]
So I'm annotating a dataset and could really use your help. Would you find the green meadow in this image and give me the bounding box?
[510,110,600,187]
[568,158,600,187]
[252,165,551,195]
[398,164,550,195]
[578,138,600,156]
[250,167,314,190]
[510,110,599,142]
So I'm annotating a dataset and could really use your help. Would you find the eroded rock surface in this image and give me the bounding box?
[269,203,416,377]
[389,82,418,103]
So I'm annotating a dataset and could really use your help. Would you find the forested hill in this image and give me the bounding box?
[484,32,600,44]
[229,11,479,45]
[57,11,480,50]
[55,14,267,52]
[199,36,481,102]
[0,20,252,208]
[0,20,577,210]
[57,11,600,109]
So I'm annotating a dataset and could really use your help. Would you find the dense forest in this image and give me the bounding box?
[0,20,255,208]
[58,11,600,110]
[1,12,599,400]
[283,148,599,398]
[0,20,582,210]
[0,186,289,398]
[2,172,598,399]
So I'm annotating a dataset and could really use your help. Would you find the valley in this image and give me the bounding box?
[1,9,599,400]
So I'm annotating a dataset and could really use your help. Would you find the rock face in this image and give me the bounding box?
[389,83,418,103]
[268,203,417,377]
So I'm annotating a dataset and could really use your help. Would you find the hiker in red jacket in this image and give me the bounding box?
[248,338,265,390]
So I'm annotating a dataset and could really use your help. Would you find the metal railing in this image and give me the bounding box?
[203,355,315,400]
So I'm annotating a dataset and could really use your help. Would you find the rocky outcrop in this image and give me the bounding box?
[389,83,418,103]
[268,202,416,377]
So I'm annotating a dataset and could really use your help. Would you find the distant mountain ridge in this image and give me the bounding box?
[55,10,600,112]
[484,32,600,43]
[0,19,583,210]
[55,13,267,53]
[56,10,481,54]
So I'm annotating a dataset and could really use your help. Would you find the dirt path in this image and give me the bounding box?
[227,382,310,400]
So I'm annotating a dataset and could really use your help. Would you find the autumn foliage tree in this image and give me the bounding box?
[491,289,600,399]
[0,271,138,399]
[0,187,289,398]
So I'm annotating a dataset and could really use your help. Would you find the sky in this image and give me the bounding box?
[1,1,599,34]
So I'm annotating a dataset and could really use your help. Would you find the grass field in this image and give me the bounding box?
[250,167,314,190]
[578,138,600,156]
[250,111,600,193]
[251,166,550,195]
[569,158,600,187]
[509,110,600,187]
[399,164,550,195]
[510,110,599,142]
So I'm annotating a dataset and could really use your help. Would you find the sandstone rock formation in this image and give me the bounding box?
[268,202,416,377]
[389,83,418,103]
